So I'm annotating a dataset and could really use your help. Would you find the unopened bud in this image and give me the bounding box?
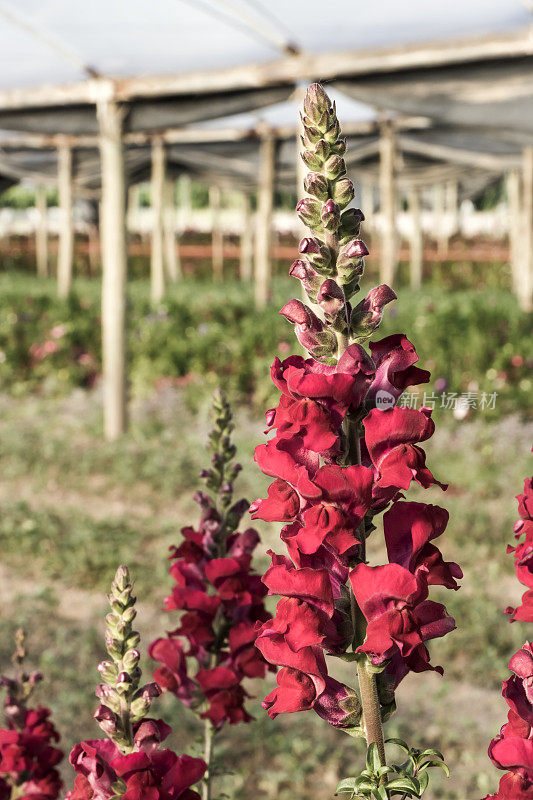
[303,83,332,128]
[98,660,118,683]
[296,198,322,230]
[280,299,337,360]
[304,172,329,201]
[298,238,333,274]
[324,154,345,180]
[350,285,397,341]
[94,704,119,735]
[321,200,341,232]
[116,671,133,693]
[317,280,346,322]
[289,260,323,302]
[339,208,364,240]
[331,177,354,209]
[122,649,140,672]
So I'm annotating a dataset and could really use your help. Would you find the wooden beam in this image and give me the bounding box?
[433,183,449,257]
[57,140,73,298]
[239,192,253,281]
[210,184,224,283]
[254,132,275,308]
[34,184,48,278]
[398,135,521,172]
[379,120,397,286]
[97,98,128,440]
[407,186,423,290]
[0,27,529,110]
[150,138,165,304]
[521,146,533,312]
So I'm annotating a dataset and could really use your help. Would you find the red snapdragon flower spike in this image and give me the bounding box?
[367,334,430,405]
[350,563,455,682]
[254,436,320,498]
[363,406,447,499]
[384,501,462,590]
[250,478,301,523]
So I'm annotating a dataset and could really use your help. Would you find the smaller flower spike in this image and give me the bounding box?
[96,565,161,753]
[67,566,206,800]
[0,629,64,800]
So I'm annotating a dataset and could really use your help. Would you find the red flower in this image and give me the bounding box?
[350,563,455,683]
[148,639,195,705]
[196,667,251,728]
[367,334,430,405]
[68,735,206,800]
[363,407,446,500]
[262,552,335,616]
[383,501,462,590]
[0,707,63,799]
[250,479,301,523]
[261,667,322,717]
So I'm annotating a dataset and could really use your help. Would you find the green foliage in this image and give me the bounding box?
[335,741,449,799]
[0,273,530,418]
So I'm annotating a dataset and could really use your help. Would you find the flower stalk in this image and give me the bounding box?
[252,82,460,798]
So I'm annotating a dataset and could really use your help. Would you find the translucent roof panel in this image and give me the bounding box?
[0,0,529,90]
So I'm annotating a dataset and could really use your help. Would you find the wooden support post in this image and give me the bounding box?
[87,223,99,277]
[507,169,522,298]
[407,186,423,290]
[57,141,74,297]
[209,185,224,282]
[379,120,397,286]
[239,192,253,281]
[164,178,181,281]
[150,138,165,304]
[521,147,533,312]
[433,183,448,257]
[446,179,459,238]
[35,184,48,278]
[179,174,192,219]
[97,98,128,441]
[254,132,275,308]
[361,182,374,222]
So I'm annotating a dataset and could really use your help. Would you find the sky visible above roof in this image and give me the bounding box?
[0,0,530,94]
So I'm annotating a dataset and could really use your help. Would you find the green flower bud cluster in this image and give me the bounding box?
[95,566,161,754]
[202,388,242,511]
[288,83,375,363]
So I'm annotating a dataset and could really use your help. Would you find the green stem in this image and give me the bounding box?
[202,718,214,800]
[339,346,386,767]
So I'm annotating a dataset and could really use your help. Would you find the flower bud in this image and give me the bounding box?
[317,280,346,322]
[331,177,354,209]
[289,260,323,302]
[323,119,341,144]
[296,198,322,231]
[280,299,336,360]
[116,671,133,693]
[304,172,329,201]
[303,83,332,128]
[300,121,323,146]
[350,284,397,341]
[301,139,330,171]
[321,200,340,232]
[96,683,122,713]
[98,660,118,683]
[339,208,364,241]
[94,704,119,735]
[122,648,140,672]
[324,154,345,180]
[298,238,333,275]
[313,678,362,730]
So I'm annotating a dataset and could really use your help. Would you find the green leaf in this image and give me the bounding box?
[419,749,444,761]
[418,760,450,778]
[366,743,381,773]
[385,776,420,795]
[372,785,389,800]
[417,771,429,795]
[385,738,410,753]
[336,778,359,794]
